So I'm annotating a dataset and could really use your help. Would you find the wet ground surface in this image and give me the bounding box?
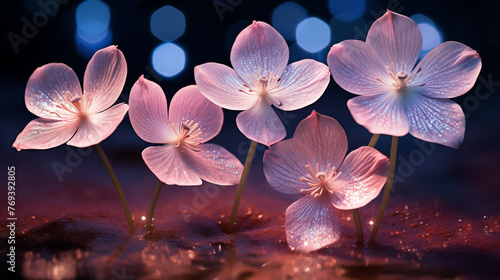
[1,148,499,280]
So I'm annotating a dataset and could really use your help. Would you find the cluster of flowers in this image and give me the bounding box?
[13,11,481,253]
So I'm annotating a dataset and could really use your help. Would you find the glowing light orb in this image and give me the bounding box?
[152,43,186,78]
[296,17,331,53]
[418,23,443,52]
[272,2,308,41]
[76,0,110,44]
[150,5,186,42]
[76,28,112,59]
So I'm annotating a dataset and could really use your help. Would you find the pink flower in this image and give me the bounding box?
[263,111,389,253]
[194,21,330,146]
[327,10,482,148]
[13,46,128,151]
[129,76,244,186]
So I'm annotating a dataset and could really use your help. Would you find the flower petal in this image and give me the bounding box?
[194,63,259,110]
[367,10,422,73]
[230,21,289,79]
[411,41,482,98]
[182,143,243,185]
[347,93,409,136]
[12,118,78,151]
[142,145,201,186]
[332,147,389,210]
[67,103,128,148]
[407,94,465,149]
[270,59,330,110]
[129,76,174,144]
[169,85,223,143]
[285,195,340,253]
[25,63,82,120]
[236,100,286,146]
[293,111,347,171]
[263,139,313,194]
[328,40,391,96]
[84,45,127,114]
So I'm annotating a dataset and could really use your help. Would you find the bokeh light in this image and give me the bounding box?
[418,23,443,53]
[76,0,110,44]
[328,0,365,22]
[77,26,109,45]
[411,14,443,58]
[150,5,186,42]
[76,28,112,59]
[296,17,331,53]
[271,2,308,41]
[152,43,186,78]
[75,0,112,58]
[410,13,436,26]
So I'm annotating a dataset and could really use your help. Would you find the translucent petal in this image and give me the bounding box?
[293,111,348,171]
[194,63,259,110]
[142,145,202,186]
[67,103,128,148]
[407,93,465,149]
[169,85,223,143]
[347,93,409,136]
[128,76,174,144]
[331,147,389,210]
[366,10,422,73]
[263,139,312,194]
[328,40,391,96]
[182,143,243,185]
[236,100,286,146]
[271,59,330,110]
[411,41,482,98]
[230,21,289,79]
[84,46,127,113]
[285,195,340,253]
[25,63,82,120]
[12,118,78,151]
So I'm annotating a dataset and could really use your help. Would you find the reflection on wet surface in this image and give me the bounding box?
[7,196,499,279]
[22,250,85,280]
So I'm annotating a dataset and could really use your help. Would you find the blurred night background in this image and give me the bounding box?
[1,0,500,221]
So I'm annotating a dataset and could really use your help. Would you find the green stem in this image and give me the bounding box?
[368,134,380,148]
[352,134,380,245]
[368,136,398,244]
[353,209,364,244]
[94,144,135,233]
[146,180,163,233]
[227,140,258,233]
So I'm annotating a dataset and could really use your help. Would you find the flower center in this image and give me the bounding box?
[169,120,203,152]
[52,91,93,119]
[238,69,283,107]
[378,62,424,94]
[299,163,341,198]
